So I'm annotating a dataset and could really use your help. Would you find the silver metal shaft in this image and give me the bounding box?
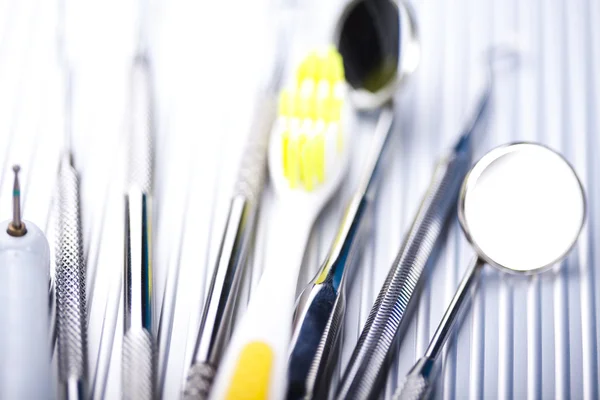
[287,106,393,400]
[123,55,155,400]
[336,78,492,400]
[393,257,484,400]
[181,5,290,396]
[424,257,484,360]
[182,65,281,400]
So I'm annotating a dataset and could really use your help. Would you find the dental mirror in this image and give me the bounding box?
[334,0,420,110]
[393,142,586,400]
[460,142,586,273]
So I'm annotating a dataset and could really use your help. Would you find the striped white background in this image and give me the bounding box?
[0,0,598,398]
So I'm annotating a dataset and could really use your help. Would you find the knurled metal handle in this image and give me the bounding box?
[182,362,216,400]
[128,54,154,193]
[392,357,438,400]
[56,156,87,385]
[234,93,278,203]
[393,374,430,400]
[122,329,155,400]
[336,149,471,400]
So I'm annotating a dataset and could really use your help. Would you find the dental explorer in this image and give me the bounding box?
[54,0,89,393]
[123,53,156,400]
[336,57,495,400]
[55,68,89,400]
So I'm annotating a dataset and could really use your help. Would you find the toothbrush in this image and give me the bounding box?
[210,48,350,400]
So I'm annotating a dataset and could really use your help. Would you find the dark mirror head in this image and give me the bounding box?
[337,0,400,93]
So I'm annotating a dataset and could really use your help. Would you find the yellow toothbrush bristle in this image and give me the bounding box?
[297,51,319,87]
[324,48,345,85]
[287,136,299,189]
[279,48,345,190]
[279,89,294,117]
[315,133,325,183]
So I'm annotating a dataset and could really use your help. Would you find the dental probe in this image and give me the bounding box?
[0,166,52,399]
[123,54,156,400]
[55,65,89,400]
[336,58,495,400]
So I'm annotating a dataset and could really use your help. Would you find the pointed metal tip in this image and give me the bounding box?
[7,164,26,237]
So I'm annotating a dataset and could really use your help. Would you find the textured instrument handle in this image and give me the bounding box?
[56,156,88,385]
[182,362,216,400]
[234,92,278,203]
[122,329,156,400]
[392,357,438,400]
[336,150,471,400]
[128,54,154,192]
[393,374,430,400]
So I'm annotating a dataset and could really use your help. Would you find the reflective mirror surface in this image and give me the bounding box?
[459,143,586,273]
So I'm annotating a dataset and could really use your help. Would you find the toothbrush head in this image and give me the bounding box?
[269,48,350,202]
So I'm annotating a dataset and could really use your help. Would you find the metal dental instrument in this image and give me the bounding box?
[393,142,586,400]
[182,79,281,399]
[336,57,496,400]
[182,8,289,400]
[286,1,419,398]
[123,54,156,400]
[54,0,88,396]
[55,70,88,400]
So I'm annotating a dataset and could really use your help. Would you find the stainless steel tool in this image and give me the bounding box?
[286,110,393,400]
[393,142,586,400]
[54,0,88,396]
[55,69,88,400]
[122,53,156,400]
[181,14,289,399]
[335,58,495,400]
[286,2,419,398]
[182,69,282,400]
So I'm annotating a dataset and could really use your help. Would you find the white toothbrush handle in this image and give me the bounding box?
[210,207,313,400]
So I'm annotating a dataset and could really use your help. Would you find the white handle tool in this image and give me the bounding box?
[210,204,314,400]
[0,166,51,399]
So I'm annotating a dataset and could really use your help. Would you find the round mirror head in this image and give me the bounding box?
[334,0,420,110]
[459,143,586,274]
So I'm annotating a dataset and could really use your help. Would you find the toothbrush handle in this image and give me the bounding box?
[210,211,312,400]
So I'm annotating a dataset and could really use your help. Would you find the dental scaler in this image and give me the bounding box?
[0,165,51,399]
